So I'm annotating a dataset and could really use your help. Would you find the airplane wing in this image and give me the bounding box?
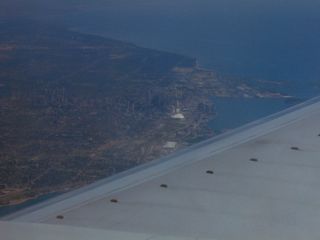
[2,97,320,240]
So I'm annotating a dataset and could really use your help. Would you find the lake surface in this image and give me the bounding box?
[42,0,320,98]
[47,0,320,130]
[209,97,299,133]
[0,192,61,217]
[23,0,320,128]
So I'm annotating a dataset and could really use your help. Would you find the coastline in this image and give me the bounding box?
[0,192,62,217]
[0,24,294,215]
[0,95,293,216]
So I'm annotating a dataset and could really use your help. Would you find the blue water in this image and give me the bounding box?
[45,0,320,98]
[50,0,320,129]
[209,97,300,133]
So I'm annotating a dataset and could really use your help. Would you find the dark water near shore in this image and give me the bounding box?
[0,192,61,217]
[49,0,320,131]
[209,97,300,133]
[47,0,320,128]
[13,0,320,126]
[47,0,320,98]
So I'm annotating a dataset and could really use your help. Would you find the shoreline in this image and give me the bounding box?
[0,23,296,215]
[0,192,62,217]
[0,95,293,215]
[5,95,320,221]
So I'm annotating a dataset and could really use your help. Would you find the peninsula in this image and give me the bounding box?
[0,21,286,208]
